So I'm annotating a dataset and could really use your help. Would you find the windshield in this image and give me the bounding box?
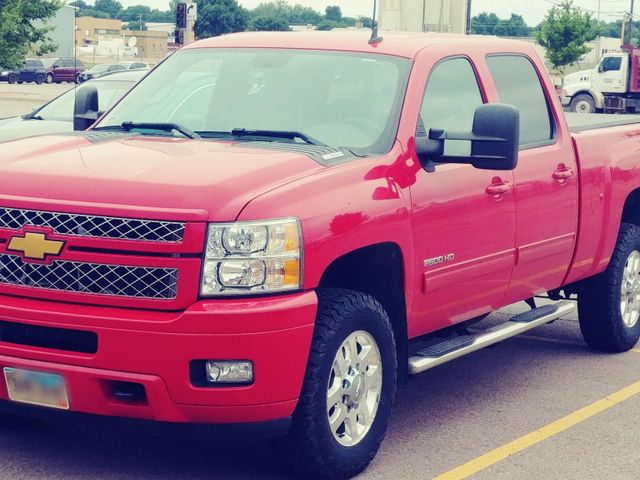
[35,80,136,121]
[97,48,410,154]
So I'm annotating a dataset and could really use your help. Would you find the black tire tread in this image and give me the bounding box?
[579,223,640,352]
[272,288,397,479]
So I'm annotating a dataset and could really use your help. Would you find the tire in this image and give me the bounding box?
[271,288,397,479]
[578,223,640,352]
[7,73,16,84]
[570,93,596,114]
[35,74,44,85]
[46,73,53,84]
[75,74,81,84]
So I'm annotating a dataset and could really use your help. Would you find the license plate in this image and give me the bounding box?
[3,367,69,410]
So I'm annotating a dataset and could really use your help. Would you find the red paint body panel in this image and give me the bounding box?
[2,32,640,428]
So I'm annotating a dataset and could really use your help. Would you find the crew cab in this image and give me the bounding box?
[0,59,46,85]
[1,32,640,479]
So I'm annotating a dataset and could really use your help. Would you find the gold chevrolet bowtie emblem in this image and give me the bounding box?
[8,232,64,260]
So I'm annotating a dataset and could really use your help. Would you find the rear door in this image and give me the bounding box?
[486,54,579,304]
[62,59,76,81]
[409,55,517,336]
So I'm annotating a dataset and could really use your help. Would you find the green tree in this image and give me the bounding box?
[125,20,147,30]
[470,12,499,34]
[0,0,61,69]
[249,13,289,31]
[94,0,122,18]
[535,1,600,78]
[493,14,530,37]
[315,20,334,31]
[195,0,248,38]
[288,4,321,25]
[118,5,152,22]
[324,5,341,22]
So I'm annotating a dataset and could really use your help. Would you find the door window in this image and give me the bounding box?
[487,55,554,148]
[418,57,484,155]
[601,56,622,72]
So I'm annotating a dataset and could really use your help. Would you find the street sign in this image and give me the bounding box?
[186,2,197,21]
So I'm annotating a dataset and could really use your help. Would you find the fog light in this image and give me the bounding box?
[206,361,253,384]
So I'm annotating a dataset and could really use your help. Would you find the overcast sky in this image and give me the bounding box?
[111,0,635,25]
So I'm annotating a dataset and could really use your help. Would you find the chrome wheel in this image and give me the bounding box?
[327,330,382,447]
[621,250,640,328]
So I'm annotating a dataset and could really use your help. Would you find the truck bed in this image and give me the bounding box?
[566,112,640,132]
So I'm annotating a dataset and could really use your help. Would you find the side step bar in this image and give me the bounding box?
[408,302,576,375]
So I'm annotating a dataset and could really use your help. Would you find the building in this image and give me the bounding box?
[75,17,122,48]
[37,4,75,58]
[123,29,169,60]
[379,0,468,34]
[74,16,169,63]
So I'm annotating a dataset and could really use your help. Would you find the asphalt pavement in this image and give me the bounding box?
[0,301,638,480]
[0,83,71,119]
[0,84,639,479]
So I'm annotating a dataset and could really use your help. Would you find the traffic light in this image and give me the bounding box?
[176,3,187,29]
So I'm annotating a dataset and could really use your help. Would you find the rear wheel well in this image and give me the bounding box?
[318,243,408,381]
[622,189,640,227]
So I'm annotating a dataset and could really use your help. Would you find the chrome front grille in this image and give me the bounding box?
[0,207,185,243]
[0,254,178,300]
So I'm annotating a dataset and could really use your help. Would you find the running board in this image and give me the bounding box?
[408,302,575,375]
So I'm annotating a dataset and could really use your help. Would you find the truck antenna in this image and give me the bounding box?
[369,0,383,45]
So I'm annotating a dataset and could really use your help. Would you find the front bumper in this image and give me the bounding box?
[0,291,317,426]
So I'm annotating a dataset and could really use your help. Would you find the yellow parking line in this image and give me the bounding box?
[632,348,640,353]
[434,380,640,480]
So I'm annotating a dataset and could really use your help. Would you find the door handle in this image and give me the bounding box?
[486,178,512,196]
[552,164,575,181]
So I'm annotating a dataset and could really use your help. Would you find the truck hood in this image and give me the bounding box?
[0,133,326,221]
[563,69,593,90]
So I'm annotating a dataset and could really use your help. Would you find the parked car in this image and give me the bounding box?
[4,32,640,479]
[0,70,145,142]
[41,57,85,84]
[0,59,46,84]
[77,63,127,83]
[118,61,150,70]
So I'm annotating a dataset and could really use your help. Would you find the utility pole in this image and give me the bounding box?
[466,0,472,34]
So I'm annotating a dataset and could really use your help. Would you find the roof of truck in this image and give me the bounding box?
[184,31,524,59]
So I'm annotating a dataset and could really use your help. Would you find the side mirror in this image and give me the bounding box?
[415,104,519,172]
[598,65,604,73]
[73,85,99,131]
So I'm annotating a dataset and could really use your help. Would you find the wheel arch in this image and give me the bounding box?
[621,188,640,227]
[317,242,409,382]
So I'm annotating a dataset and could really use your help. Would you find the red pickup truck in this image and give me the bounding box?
[1,32,640,478]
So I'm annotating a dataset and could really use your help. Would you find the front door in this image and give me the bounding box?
[486,55,579,304]
[409,56,517,337]
[593,55,627,94]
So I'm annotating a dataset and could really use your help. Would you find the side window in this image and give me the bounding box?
[418,57,484,155]
[63,59,75,68]
[601,56,622,72]
[487,55,553,148]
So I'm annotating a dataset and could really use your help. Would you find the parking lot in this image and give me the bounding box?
[0,83,71,119]
[1,83,640,480]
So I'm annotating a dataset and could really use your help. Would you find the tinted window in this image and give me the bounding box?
[63,59,75,67]
[601,56,622,72]
[418,57,483,155]
[487,55,553,147]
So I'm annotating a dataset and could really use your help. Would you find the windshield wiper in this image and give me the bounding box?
[228,128,326,146]
[119,121,201,139]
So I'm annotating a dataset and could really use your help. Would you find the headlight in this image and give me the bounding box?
[201,218,301,296]
[0,71,8,76]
